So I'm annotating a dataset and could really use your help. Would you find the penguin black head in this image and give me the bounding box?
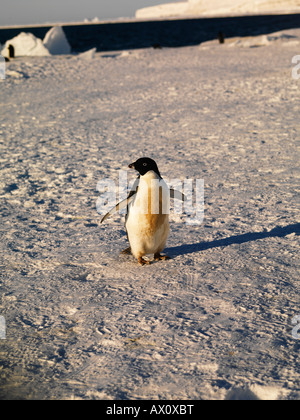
[128,157,162,178]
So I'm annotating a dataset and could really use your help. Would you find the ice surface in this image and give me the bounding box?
[0,29,299,400]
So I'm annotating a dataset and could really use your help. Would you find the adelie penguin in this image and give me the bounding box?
[101,157,185,266]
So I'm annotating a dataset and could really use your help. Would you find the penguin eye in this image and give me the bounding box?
[143,163,147,166]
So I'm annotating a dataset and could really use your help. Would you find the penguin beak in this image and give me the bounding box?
[128,162,135,169]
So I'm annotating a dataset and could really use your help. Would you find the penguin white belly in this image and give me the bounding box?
[125,171,170,259]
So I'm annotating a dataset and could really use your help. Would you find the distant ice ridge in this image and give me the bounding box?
[199,28,300,48]
[1,26,71,58]
[136,0,300,18]
[84,17,100,23]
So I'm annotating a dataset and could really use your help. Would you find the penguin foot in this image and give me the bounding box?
[121,247,131,255]
[138,257,151,266]
[154,253,171,261]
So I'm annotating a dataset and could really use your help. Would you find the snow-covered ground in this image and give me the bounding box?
[0,28,299,400]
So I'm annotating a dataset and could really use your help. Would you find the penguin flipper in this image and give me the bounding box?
[170,189,186,202]
[100,191,136,223]
[100,176,140,223]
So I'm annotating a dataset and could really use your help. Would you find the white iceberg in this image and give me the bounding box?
[0,27,71,58]
[77,47,96,60]
[43,26,71,55]
[136,0,300,19]
[1,32,50,58]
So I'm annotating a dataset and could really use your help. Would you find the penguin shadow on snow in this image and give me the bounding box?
[225,388,260,400]
[166,223,300,257]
